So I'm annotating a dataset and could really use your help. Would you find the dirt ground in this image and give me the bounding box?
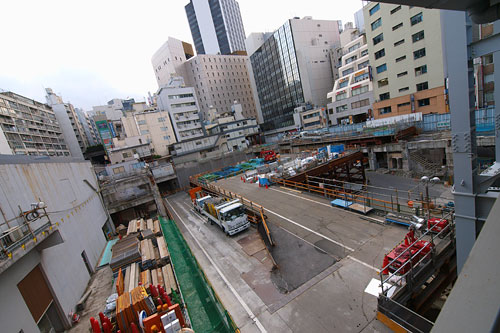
[68,266,114,332]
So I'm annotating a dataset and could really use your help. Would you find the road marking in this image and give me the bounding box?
[270,188,385,224]
[347,255,380,273]
[280,186,301,193]
[262,206,355,252]
[165,199,267,333]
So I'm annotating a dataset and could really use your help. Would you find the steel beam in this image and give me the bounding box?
[441,11,478,273]
[494,21,500,160]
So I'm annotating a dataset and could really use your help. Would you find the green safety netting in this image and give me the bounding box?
[159,217,239,333]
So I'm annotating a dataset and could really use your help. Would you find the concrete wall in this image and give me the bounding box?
[174,150,252,188]
[51,103,84,158]
[0,157,108,330]
[0,127,12,154]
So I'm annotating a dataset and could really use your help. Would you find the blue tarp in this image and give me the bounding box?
[331,199,353,208]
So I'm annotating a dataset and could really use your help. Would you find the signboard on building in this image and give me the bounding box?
[95,120,114,152]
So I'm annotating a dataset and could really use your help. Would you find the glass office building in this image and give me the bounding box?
[250,20,304,131]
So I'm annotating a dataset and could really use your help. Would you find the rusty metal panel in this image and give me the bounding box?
[17,265,53,323]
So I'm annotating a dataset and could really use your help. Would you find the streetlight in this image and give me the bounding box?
[421,176,440,218]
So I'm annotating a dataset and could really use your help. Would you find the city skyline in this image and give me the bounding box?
[0,0,363,110]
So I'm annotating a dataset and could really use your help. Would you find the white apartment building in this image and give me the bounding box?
[0,91,70,156]
[156,77,204,142]
[327,35,374,125]
[75,108,99,146]
[152,37,195,87]
[121,110,177,157]
[45,88,88,158]
[363,3,447,119]
[184,54,258,120]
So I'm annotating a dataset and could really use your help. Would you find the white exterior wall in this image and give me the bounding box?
[152,37,191,87]
[192,0,221,54]
[0,158,108,331]
[0,128,12,154]
[50,104,84,159]
[157,85,204,142]
[220,0,246,52]
[185,54,258,120]
[291,17,341,109]
[363,3,445,101]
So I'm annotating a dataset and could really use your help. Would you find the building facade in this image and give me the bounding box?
[473,23,496,108]
[327,34,374,125]
[75,108,99,146]
[249,17,341,131]
[0,156,109,332]
[363,3,447,119]
[184,54,258,120]
[121,109,177,157]
[185,0,246,55]
[152,37,195,87]
[156,78,205,142]
[0,91,70,156]
[45,88,88,158]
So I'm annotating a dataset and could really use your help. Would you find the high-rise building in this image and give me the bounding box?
[363,3,447,119]
[152,37,195,87]
[74,108,99,146]
[45,88,88,158]
[156,77,205,142]
[184,54,258,120]
[327,34,374,125]
[248,17,341,131]
[185,0,246,55]
[473,23,496,108]
[0,91,70,156]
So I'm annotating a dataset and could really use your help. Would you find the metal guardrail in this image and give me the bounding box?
[378,294,434,333]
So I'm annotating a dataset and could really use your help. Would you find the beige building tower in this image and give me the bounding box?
[363,3,447,119]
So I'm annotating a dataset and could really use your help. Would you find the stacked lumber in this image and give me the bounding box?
[157,236,169,261]
[147,218,154,231]
[140,239,155,269]
[127,219,138,235]
[140,270,151,288]
[161,263,178,294]
[139,218,146,232]
[110,236,141,272]
[116,268,124,296]
[116,291,135,332]
[131,286,153,316]
[153,219,161,235]
[124,263,140,293]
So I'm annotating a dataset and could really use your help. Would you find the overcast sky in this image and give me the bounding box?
[0,0,363,110]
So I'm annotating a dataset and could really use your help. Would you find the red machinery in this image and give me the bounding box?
[382,229,434,275]
[259,150,277,162]
[427,218,449,234]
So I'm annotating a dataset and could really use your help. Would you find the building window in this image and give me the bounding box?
[354,72,370,82]
[352,85,369,96]
[369,3,380,15]
[376,63,387,73]
[391,5,402,14]
[399,87,409,92]
[397,71,408,77]
[336,91,348,101]
[485,91,494,102]
[113,166,125,174]
[414,48,426,59]
[158,117,165,122]
[392,22,403,31]
[137,120,146,125]
[373,33,384,45]
[371,18,382,31]
[378,78,389,87]
[415,64,428,76]
[418,98,430,107]
[416,81,429,91]
[379,106,392,114]
[379,92,390,101]
[163,135,170,140]
[361,49,369,57]
[398,102,411,108]
[336,104,348,113]
[374,49,385,60]
[411,12,423,25]
[484,54,493,65]
[345,55,357,64]
[395,55,406,63]
[351,99,370,109]
[394,39,405,46]
[342,67,354,76]
[348,43,360,53]
[412,30,425,42]
[338,80,349,88]
[358,60,369,69]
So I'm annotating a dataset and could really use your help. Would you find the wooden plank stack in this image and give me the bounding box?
[162,263,178,294]
[147,218,154,231]
[116,268,124,296]
[140,239,155,269]
[157,236,169,263]
[153,219,161,235]
[140,269,151,289]
[124,263,139,293]
[110,236,141,273]
[116,287,153,332]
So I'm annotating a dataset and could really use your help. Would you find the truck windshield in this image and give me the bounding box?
[223,207,245,220]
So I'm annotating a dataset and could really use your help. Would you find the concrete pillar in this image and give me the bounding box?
[368,149,377,170]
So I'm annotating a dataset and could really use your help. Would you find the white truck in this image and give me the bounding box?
[194,195,250,236]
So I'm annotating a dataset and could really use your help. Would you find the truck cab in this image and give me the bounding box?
[218,202,249,235]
